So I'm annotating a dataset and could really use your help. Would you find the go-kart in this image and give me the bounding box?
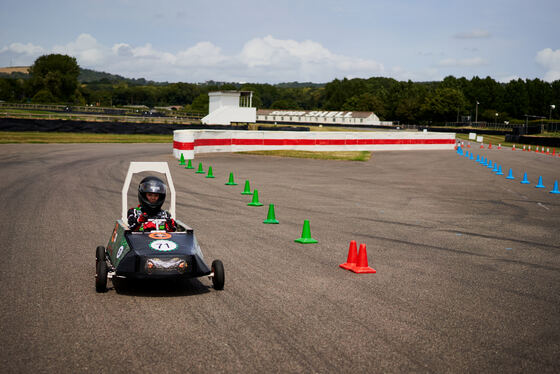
[95,162,224,292]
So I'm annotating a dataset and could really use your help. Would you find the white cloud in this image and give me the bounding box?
[176,42,226,66]
[112,43,133,57]
[438,57,487,67]
[0,42,45,66]
[535,48,560,82]
[498,75,520,83]
[238,35,384,81]
[1,34,383,82]
[0,42,44,55]
[453,29,491,39]
[240,36,333,67]
[53,33,107,65]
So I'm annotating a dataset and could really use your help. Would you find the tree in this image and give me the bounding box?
[29,54,80,103]
[189,93,209,114]
[0,78,26,102]
[421,87,466,122]
[341,93,386,118]
[323,79,347,110]
[31,89,56,103]
[503,79,529,118]
[270,99,300,109]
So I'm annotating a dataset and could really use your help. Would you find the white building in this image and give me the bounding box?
[201,91,389,127]
[257,109,389,126]
[201,91,256,125]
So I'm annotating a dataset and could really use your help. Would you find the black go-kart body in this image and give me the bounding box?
[107,220,211,279]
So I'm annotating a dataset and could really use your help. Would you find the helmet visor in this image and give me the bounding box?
[139,180,167,194]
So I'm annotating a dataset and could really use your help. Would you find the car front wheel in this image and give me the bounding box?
[211,260,225,290]
[96,259,108,293]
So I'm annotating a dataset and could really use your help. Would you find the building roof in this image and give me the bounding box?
[209,90,252,96]
[257,109,375,118]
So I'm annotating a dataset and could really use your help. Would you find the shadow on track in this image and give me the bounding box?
[111,277,212,297]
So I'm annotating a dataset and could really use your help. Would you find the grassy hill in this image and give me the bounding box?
[0,66,30,74]
[0,66,325,88]
[0,66,159,85]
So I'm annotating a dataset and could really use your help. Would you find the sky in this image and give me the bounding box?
[1,0,559,84]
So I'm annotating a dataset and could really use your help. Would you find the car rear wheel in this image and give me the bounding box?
[96,246,106,264]
[211,260,225,290]
[96,259,108,293]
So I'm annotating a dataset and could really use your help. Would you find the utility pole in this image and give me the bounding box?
[475,101,479,123]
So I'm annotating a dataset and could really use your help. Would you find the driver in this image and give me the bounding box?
[128,176,177,232]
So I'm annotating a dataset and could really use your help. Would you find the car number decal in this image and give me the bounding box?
[149,240,177,252]
[149,232,172,240]
[116,245,124,259]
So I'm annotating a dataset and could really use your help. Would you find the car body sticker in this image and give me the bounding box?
[149,232,172,240]
[116,245,124,259]
[149,240,177,252]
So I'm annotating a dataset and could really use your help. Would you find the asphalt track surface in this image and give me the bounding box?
[1,143,559,373]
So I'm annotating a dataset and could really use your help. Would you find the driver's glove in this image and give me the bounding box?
[165,218,177,232]
[141,221,157,231]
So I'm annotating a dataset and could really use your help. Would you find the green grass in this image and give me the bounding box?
[0,131,172,143]
[240,150,372,161]
[1,109,56,115]
[455,133,509,146]
[455,132,560,149]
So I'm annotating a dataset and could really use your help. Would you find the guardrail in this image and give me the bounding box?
[0,111,202,124]
[173,129,457,160]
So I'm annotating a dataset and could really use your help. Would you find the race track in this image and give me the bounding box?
[0,143,559,373]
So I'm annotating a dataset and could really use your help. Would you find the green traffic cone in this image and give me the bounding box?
[206,166,215,178]
[295,220,318,244]
[185,159,194,169]
[225,172,238,185]
[248,189,263,206]
[241,180,252,195]
[263,204,279,224]
[179,153,186,165]
[195,162,204,174]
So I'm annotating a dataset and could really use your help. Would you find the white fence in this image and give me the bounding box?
[173,130,456,159]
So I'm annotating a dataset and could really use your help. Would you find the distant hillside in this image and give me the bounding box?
[0,66,29,74]
[275,81,325,88]
[0,66,325,88]
[0,66,30,79]
[78,68,163,85]
[0,66,160,85]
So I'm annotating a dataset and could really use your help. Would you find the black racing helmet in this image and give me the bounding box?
[138,176,167,215]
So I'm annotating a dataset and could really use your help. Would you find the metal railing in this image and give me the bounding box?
[0,102,204,123]
[0,111,202,124]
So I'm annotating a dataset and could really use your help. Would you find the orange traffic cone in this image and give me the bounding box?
[546,148,550,155]
[488,142,492,149]
[480,143,484,149]
[553,148,556,156]
[339,240,358,271]
[351,244,376,274]
[498,144,502,150]
[528,145,532,152]
[512,144,516,151]
[467,142,471,148]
